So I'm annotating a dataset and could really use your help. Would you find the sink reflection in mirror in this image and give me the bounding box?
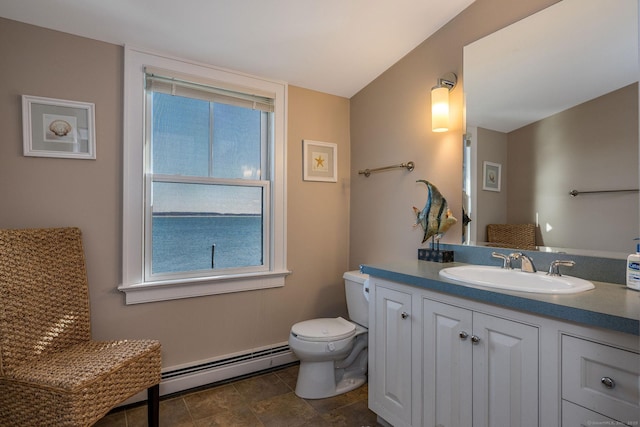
[439,265,595,294]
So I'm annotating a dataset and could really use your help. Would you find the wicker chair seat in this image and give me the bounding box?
[7,339,160,391]
[1,340,160,426]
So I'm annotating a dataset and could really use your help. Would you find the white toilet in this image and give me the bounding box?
[288,270,369,399]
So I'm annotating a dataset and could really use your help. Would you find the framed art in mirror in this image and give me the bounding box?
[482,161,501,192]
[22,95,96,159]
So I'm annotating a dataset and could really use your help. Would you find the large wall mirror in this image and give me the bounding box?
[462,0,639,256]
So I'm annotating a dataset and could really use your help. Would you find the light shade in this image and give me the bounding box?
[431,86,450,132]
[431,72,457,133]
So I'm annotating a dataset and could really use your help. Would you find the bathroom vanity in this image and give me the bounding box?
[362,260,639,427]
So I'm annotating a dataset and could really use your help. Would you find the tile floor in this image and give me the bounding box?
[94,364,381,427]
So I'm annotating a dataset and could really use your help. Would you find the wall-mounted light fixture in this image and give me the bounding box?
[431,72,457,132]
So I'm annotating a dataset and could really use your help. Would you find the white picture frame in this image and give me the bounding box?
[22,95,96,159]
[482,161,501,192]
[303,140,337,182]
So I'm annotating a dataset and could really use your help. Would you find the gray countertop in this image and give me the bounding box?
[361,260,640,336]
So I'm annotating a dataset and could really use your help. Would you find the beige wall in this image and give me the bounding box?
[349,0,558,268]
[0,18,350,369]
[475,127,508,239]
[507,84,639,252]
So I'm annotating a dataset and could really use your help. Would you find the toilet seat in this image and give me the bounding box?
[291,317,355,342]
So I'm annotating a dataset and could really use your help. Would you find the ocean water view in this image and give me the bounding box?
[152,215,263,274]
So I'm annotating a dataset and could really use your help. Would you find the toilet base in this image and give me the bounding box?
[333,374,367,397]
[294,343,368,400]
[294,359,367,399]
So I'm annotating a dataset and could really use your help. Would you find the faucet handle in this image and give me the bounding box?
[491,252,511,269]
[547,260,575,276]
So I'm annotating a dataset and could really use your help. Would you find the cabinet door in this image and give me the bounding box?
[422,298,473,427]
[373,285,413,426]
[472,313,539,427]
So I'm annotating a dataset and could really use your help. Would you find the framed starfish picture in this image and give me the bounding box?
[303,140,337,182]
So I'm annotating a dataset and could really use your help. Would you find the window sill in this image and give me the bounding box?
[118,269,291,304]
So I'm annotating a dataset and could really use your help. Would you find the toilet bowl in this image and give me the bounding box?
[288,270,369,399]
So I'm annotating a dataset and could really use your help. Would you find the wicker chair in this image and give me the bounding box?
[0,227,161,427]
[486,223,537,250]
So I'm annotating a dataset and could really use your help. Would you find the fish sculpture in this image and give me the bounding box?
[413,180,457,244]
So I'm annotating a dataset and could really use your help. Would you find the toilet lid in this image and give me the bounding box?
[291,317,356,342]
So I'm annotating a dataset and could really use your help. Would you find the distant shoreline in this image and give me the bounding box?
[153,212,260,217]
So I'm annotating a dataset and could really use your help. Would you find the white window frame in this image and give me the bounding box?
[120,46,289,304]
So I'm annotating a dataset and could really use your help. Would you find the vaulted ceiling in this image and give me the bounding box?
[0,0,475,98]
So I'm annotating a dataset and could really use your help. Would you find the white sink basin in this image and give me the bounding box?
[439,265,595,294]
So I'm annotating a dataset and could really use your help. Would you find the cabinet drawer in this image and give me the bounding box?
[562,335,639,423]
[561,400,619,426]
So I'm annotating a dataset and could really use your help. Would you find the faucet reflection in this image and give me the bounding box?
[491,252,512,269]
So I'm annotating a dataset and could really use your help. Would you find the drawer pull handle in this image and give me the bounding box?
[459,331,469,340]
[401,312,409,319]
[601,377,615,389]
[471,335,480,344]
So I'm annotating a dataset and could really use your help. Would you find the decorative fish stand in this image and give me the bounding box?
[413,180,457,263]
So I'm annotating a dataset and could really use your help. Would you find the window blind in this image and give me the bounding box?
[144,66,275,112]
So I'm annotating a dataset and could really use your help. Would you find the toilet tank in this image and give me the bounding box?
[343,270,369,328]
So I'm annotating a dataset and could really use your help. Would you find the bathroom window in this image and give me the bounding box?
[145,74,270,277]
[120,47,289,304]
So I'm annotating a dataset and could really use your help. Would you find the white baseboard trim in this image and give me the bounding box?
[120,342,298,406]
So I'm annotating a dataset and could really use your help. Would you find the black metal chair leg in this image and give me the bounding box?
[147,384,160,427]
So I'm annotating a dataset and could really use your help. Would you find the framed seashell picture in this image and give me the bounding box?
[22,95,96,159]
[482,161,501,192]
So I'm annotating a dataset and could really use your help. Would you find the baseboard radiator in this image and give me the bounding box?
[122,342,297,405]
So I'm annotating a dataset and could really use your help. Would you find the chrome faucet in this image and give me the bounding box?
[547,260,575,276]
[509,252,537,273]
[491,252,512,269]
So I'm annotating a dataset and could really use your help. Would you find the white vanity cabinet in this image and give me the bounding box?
[422,299,538,427]
[368,275,639,427]
[370,283,415,427]
[370,278,539,427]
